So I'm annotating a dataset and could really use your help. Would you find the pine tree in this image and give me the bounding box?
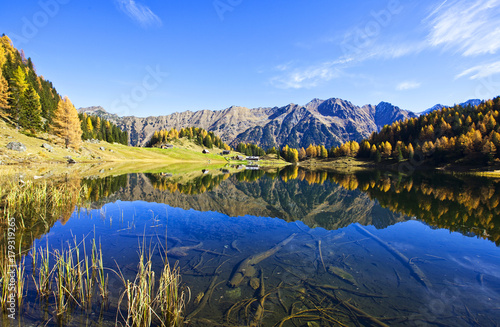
[51,96,82,149]
[19,86,42,131]
[203,134,213,148]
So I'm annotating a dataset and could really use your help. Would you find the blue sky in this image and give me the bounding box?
[1,0,499,117]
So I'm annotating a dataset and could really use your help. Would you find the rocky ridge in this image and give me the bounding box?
[78,97,416,148]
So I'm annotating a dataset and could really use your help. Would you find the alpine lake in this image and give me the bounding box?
[1,165,500,327]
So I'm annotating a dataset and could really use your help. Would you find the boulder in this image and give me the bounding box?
[67,158,76,164]
[99,146,106,151]
[41,143,53,152]
[6,142,26,152]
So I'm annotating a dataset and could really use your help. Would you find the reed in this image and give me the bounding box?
[15,255,26,309]
[117,240,186,327]
[82,240,94,310]
[0,178,85,231]
[53,249,69,318]
[0,258,9,313]
[33,240,52,298]
[157,262,184,327]
[93,238,109,304]
[117,245,156,327]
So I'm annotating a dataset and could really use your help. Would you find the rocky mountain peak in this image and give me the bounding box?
[80,96,416,148]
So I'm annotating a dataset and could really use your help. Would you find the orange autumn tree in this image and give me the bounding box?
[51,96,82,149]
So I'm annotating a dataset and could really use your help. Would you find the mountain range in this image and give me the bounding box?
[79,98,418,148]
[78,97,482,149]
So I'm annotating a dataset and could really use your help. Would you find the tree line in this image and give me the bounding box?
[277,97,500,165]
[1,35,61,133]
[0,35,128,149]
[79,113,128,145]
[236,142,266,156]
[0,35,82,148]
[147,126,231,150]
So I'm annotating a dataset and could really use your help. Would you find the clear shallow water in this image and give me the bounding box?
[3,169,500,326]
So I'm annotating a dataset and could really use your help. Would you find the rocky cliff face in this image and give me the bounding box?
[78,97,416,148]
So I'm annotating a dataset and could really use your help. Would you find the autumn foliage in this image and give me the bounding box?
[51,96,83,149]
[147,126,231,151]
[280,97,500,165]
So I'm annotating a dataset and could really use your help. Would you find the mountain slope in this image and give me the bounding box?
[419,99,482,116]
[79,98,415,148]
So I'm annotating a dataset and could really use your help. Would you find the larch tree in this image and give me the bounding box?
[0,70,10,113]
[9,66,29,127]
[52,96,82,149]
[86,116,93,135]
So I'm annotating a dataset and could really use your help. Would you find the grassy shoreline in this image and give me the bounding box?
[296,156,500,177]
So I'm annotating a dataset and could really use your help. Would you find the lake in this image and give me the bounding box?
[1,167,499,326]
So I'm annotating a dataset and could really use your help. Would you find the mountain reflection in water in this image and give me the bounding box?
[1,167,499,326]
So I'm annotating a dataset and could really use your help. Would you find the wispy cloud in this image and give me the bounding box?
[270,1,500,90]
[396,81,421,91]
[269,59,351,89]
[426,0,500,56]
[456,61,500,79]
[115,0,162,28]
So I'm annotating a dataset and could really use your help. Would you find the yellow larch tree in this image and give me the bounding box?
[0,70,10,113]
[51,96,82,149]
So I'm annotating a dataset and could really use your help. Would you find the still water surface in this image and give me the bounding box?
[5,168,500,326]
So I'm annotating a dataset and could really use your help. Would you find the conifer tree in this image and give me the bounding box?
[9,66,29,127]
[86,116,93,135]
[51,96,82,149]
[0,70,10,113]
[320,145,328,158]
[298,147,306,160]
[19,86,42,131]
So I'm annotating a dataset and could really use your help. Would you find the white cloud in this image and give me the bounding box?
[270,60,348,89]
[456,61,500,79]
[426,0,500,56]
[115,0,162,28]
[396,81,421,91]
[270,1,500,90]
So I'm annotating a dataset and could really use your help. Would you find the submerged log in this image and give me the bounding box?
[354,224,431,289]
[228,233,296,287]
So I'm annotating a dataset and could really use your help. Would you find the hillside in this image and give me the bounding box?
[79,98,416,149]
[319,96,500,170]
[0,118,228,166]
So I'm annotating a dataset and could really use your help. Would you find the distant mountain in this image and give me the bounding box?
[79,97,415,148]
[419,99,482,116]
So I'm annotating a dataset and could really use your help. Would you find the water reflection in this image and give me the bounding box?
[1,167,500,326]
[105,168,500,245]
